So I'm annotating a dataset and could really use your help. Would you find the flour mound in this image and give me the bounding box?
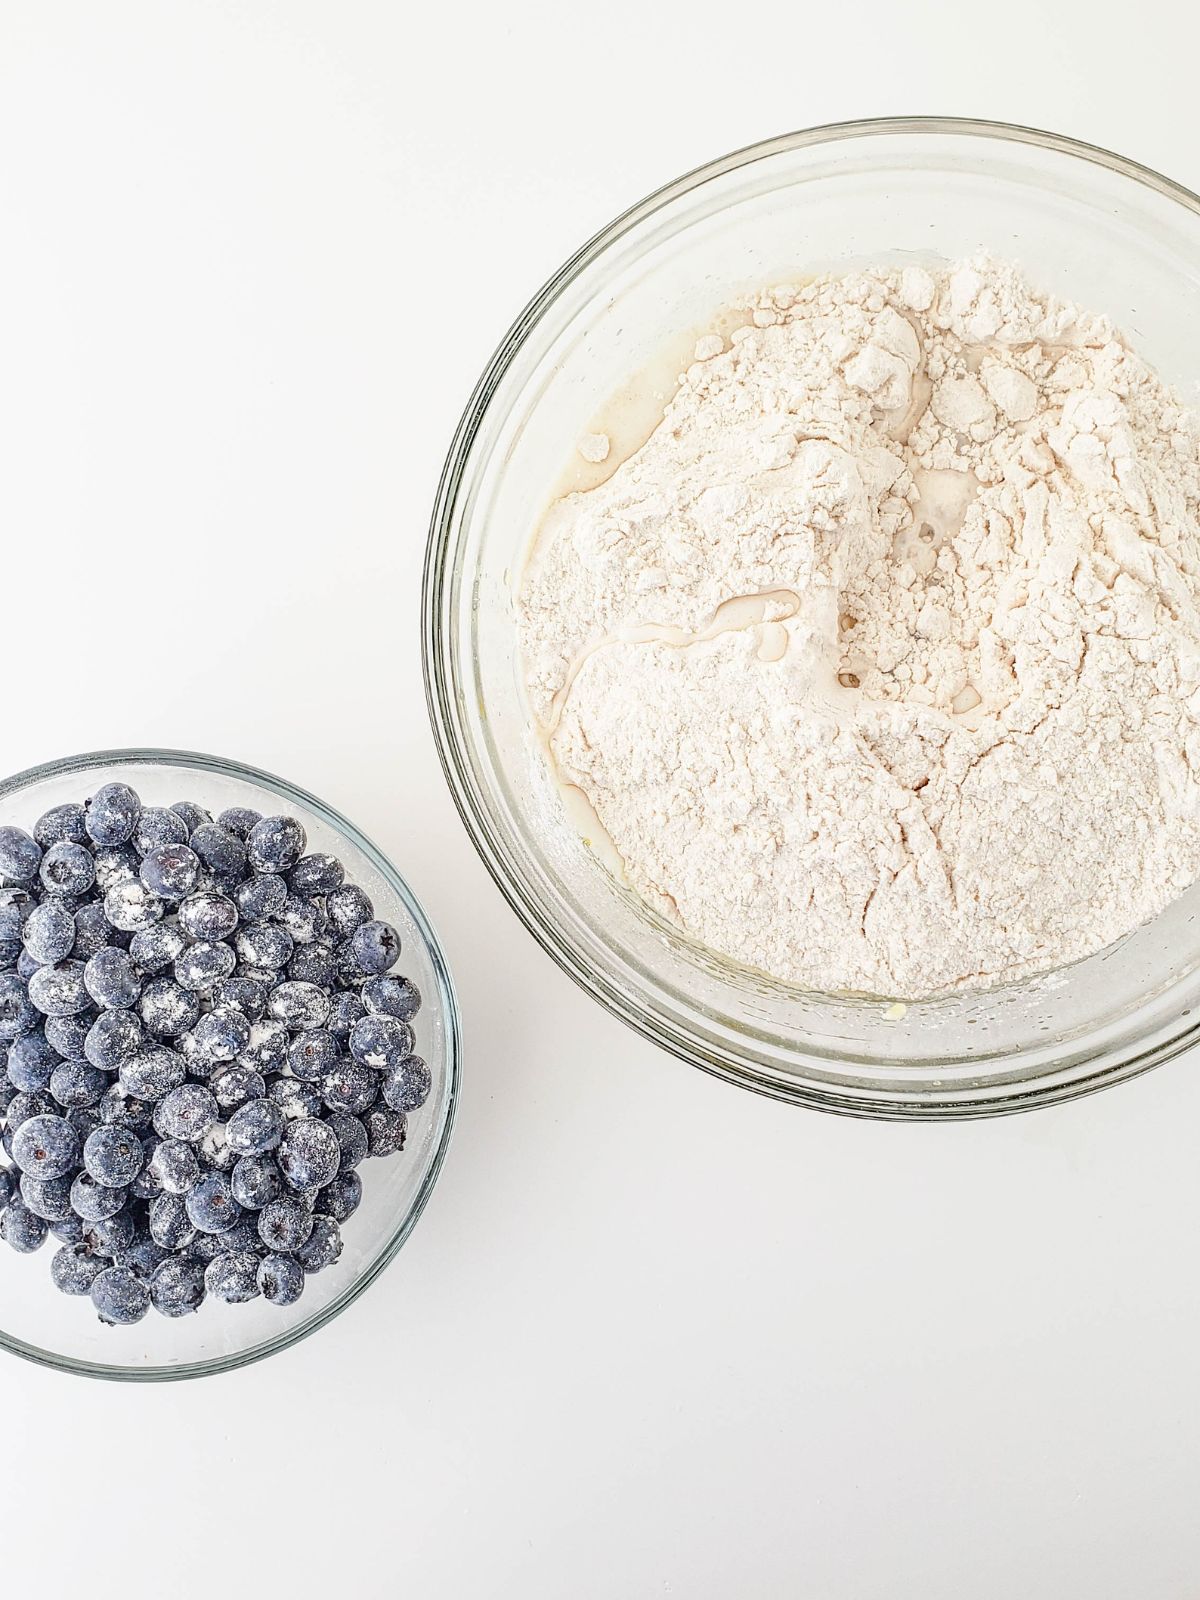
[518,259,1200,997]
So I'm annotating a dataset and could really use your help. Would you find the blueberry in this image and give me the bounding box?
[257,1252,304,1306]
[0,887,36,942]
[85,1009,143,1070]
[324,1111,368,1172]
[70,900,113,959]
[5,1029,60,1091]
[315,1168,362,1222]
[7,1090,56,1131]
[270,1077,322,1122]
[268,981,330,1030]
[257,1196,313,1252]
[91,1264,150,1324]
[174,940,236,992]
[296,1215,342,1274]
[287,1027,340,1082]
[210,1063,267,1113]
[103,879,163,933]
[287,943,338,989]
[0,940,21,973]
[234,873,287,923]
[12,1113,80,1178]
[49,1214,85,1244]
[20,1172,75,1222]
[139,842,200,901]
[186,1171,241,1234]
[0,825,42,882]
[320,1060,378,1115]
[132,806,189,856]
[0,1165,13,1211]
[35,803,88,848]
[326,883,373,938]
[83,946,141,1009]
[349,1014,413,1071]
[83,1125,144,1187]
[327,991,366,1045]
[27,959,91,1017]
[188,823,247,884]
[178,891,238,943]
[226,1098,285,1158]
[39,841,96,897]
[349,920,401,976]
[170,801,210,835]
[70,1171,129,1222]
[234,922,293,972]
[0,1197,47,1252]
[362,1105,406,1158]
[216,806,261,840]
[52,1242,106,1295]
[129,921,187,976]
[238,1017,289,1074]
[287,853,345,897]
[130,1149,162,1199]
[99,1084,152,1132]
[362,975,422,1023]
[212,975,267,1021]
[66,1105,103,1144]
[21,900,77,965]
[154,1084,219,1144]
[49,1060,107,1109]
[149,1138,200,1195]
[92,844,140,892]
[149,1192,196,1250]
[139,976,201,1038]
[279,896,326,947]
[277,1118,340,1190]
[230,1154,282,1211]
[205,1249,261,1304]
[119,1045,186,1102]
[149,1255,206,1318]
[247,815,306,874]
[114,1228,170,1278]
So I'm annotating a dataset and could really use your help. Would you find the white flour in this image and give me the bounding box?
[518,259,1200,997]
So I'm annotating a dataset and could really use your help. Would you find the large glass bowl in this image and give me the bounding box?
[424,117,1200,1119]
[0,750,460,1379]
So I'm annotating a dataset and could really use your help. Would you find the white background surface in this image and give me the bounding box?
[3,3,1200,1596]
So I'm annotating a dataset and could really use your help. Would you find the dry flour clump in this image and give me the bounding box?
[518,259,1200,996]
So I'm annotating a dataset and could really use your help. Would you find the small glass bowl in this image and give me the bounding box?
[0,749,460,1380]
[424,117,1200,1118]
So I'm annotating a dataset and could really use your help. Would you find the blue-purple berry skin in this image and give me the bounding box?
[349,1014,414,1071]
[210,1064,267,1113]
[296,1215,342,1273]
[40,841,96,898]
[69,901,111,961]
[129,921,187,977]
[174,940,236,993]
[189,824,247,885]
[119,1045,187,1102]
[178,890,238,942]
[139,842,200,902]
[247,816,306,874]
[194,1005,250,1063]
[383,1056,432,1114]
[84,1009,143,1071]
[169,801,210,835]
[212,975,267,1021]
[0,1164,14,1210]
[271,1077,322,1123]
[83,946,141,1010]
[99,1085,152,1132]
[288,853,345,897]
[85,784,142,848]
[91,1263,150,1324]
[239,1018,289,1074]
[277,1117,341,1190]
[230,1154,282,1211]
[153,1083,218,1142]
[83,1206,137,1259]
[52,1242,106,1294]
[70,1170,129,1222]
[287,943,337,989]
[103,879,163,933]
[132,807,189,856]
[0,825,42,883]
[287,1028,340,1082]
[268,981,330,1030]
[0,887,35,942]
[325,883,373,939]
[257,1196,313,1252]
[362,1106,407,1159]
[21,900,76,965]
[20,1172,76,1222]
[234,922,292,972]
[35,804,88,849]
[149,1192,197,1250]
[6,1029,60,1092]
[139,977,201,1039]
[149,1138,201,1195]
[150,1254,206,1317]
[226,1098,285,1157]
[27,960,91,1018]
[258,1252,304,1305]
[362,975,421,1023]
[92,845,140,894]
[234,872,287,923]
[83,1125,145,1187]
[320,1061,378,1116]
[50,1061,107,1110]
[45,1013,92,1060]
[205,1249,261,1303]
[315,1168,362,1222]
[186,1171,242,1234]
[12,1114,81,1179]
[0,1196,47,1252]
[216,807,261,840]
[349,920,401,976]
[324,1111,368,1172]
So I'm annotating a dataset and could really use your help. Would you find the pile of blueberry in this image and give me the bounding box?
[0,783,429,1325]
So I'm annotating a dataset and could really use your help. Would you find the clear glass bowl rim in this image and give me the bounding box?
[422,115,1200,1120]
[0,747,462,1381]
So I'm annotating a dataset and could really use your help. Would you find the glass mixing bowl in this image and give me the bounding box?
[424,117,1200,1118]
[0,750,460,1379]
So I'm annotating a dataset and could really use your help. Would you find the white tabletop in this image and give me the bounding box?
[4,4,1200,1596]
